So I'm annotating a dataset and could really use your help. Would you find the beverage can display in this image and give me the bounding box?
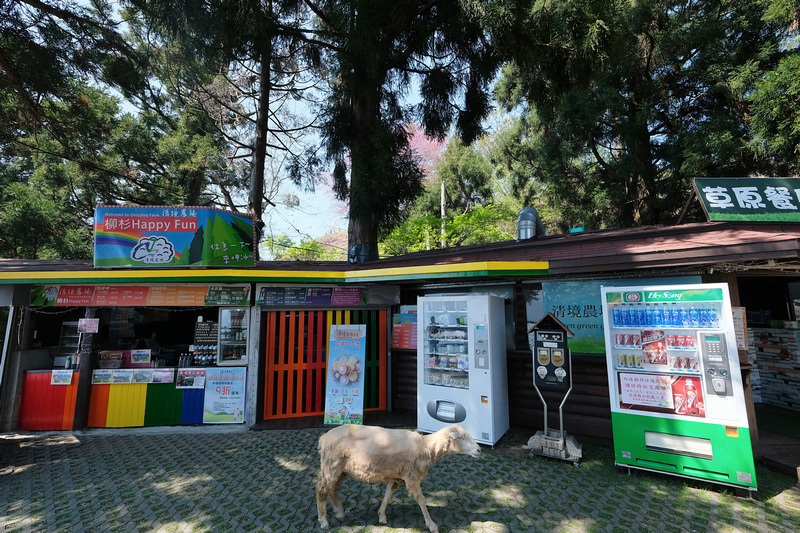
[678,357,688,369]
[676,335,685,348]
[618,353,626,366]
[708,306,718,327]
[644,305,653,326]
[667,335,676,348]
[634,354,642,367]
[686,335,695,348]
[620,305,629,326]
[622,334,631,345]
[670,303,680,326]
[673,393,686,414]
[616,334,624,346]
[626,353,636,366]
[653,304,663,326]
[699,306,709,328]
[631,334,640,346]
[688,357,698,370]
[685,379,699,416]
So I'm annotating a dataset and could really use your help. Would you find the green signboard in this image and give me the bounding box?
[693,177,800,222]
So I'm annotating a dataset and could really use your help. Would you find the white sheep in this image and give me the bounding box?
[315,423,480,533]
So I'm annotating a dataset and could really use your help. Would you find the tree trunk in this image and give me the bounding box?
[248,16,273,261]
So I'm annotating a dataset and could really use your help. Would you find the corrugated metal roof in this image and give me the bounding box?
[0,221,798,284]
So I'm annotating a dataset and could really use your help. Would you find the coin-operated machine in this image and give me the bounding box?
[527,313,582,465]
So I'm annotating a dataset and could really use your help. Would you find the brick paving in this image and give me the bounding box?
[0,426,799,533]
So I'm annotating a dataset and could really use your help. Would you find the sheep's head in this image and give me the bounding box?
[447,425,481,458]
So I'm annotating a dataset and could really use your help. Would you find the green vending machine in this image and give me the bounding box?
[601,283,756,491]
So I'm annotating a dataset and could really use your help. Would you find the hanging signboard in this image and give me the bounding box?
[693,177,800,222]
[30,284,250,307]
[93,205,254,267]
[203,367,247,423]
[255,285,364,307]
[323,325,367,425]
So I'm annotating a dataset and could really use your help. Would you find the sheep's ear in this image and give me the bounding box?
[449,430,462,440]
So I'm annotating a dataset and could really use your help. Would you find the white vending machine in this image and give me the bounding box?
[417,295,509,445]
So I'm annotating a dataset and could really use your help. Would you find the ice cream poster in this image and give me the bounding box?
[323,325,366,425]
[94,206,254,267]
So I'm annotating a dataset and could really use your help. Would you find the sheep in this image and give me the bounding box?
[315,423,481,533]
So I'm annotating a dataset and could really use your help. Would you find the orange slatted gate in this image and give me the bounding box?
[263,309,388,420]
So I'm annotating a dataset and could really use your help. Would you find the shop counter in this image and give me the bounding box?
[87,367,204,428]
[18,370,79,430]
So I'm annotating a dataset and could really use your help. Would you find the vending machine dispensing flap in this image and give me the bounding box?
[427,400,467,423]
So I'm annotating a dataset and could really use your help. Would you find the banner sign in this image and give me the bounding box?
[693,177,800,222]
[94,206,254,267]
[203,367,247,423]
[30,284,250,307]
[323,325,367,425]
[255,285,364,306]
[542,277,701,354]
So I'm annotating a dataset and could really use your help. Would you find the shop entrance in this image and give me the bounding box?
[262,309,388,419]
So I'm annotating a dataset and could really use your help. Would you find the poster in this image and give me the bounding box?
[111,369,134,384]
[130,349,151,365]
[151,369,175,384]
[323,325,367,425]
[50,370,74,385]
[203,367,247,423]
[176,368,206,389]
[78,318,99,333]
[91,369,113,384]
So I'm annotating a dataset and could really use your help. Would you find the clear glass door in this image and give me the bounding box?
[422,299,469,389]
[218,307,248,365]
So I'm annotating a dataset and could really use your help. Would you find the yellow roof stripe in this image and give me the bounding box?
[0,261,547,284]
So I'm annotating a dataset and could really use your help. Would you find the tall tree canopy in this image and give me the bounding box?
[490,0,786,230]
[294,0,498,262]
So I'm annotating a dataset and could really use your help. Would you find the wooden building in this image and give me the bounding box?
[1,221,799,443]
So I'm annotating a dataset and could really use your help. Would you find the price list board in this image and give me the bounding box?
[205,285,251,306]
[256,285,364,307]
[31,283,252,307]
[194,322,219,345]
[146,286,209,306]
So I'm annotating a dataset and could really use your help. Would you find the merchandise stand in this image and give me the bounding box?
[526,314,582,465]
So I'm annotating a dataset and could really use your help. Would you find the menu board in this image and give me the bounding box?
[256,285,364,307]
[392,313,418,349]
[194,322,219,345]
[146,286,209,306]
[30,284,250,307]
[205,285,251,306]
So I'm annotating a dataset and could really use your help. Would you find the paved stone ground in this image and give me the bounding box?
[0,426,799,533]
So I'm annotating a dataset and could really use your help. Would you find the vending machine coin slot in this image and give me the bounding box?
[474,324,489,369]
[699,331,733,397]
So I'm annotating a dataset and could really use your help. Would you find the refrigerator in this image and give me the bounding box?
[600,283,757,491]
[217,307,249,366]
[417,295,509,445]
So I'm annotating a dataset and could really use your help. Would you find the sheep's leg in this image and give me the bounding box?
[316,476,330,530]
[378,481,399,524]
[329,473,347,520]
[406,481,438,533]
